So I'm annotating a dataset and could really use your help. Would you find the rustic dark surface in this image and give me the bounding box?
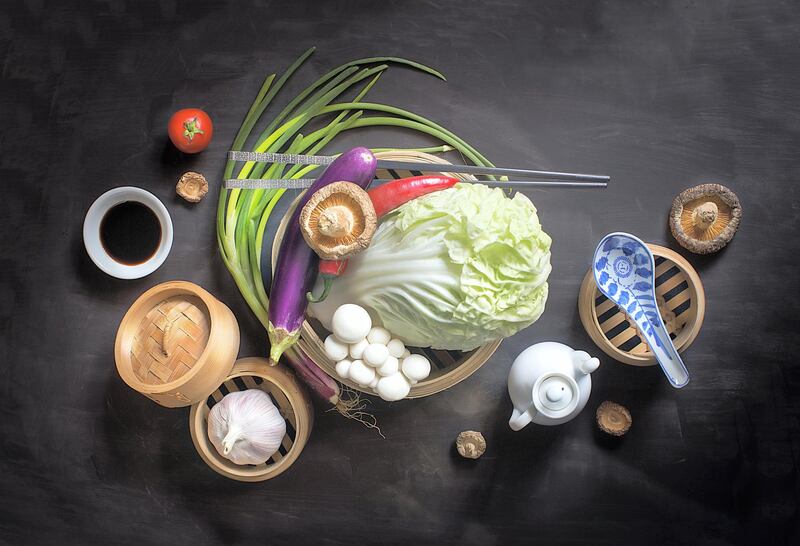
[1,1,799,544]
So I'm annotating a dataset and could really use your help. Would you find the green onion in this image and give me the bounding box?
[217,49,492,417]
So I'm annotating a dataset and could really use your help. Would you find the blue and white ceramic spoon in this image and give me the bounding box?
[592,232,690,388]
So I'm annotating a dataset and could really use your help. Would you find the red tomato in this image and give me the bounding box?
[168,108,213,153]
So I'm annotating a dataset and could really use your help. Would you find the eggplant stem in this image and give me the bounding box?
[268,324,301,365]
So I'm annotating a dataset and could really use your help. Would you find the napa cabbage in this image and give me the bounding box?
[309,183,552,351]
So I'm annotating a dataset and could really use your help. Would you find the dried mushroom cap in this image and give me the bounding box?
[456,430,486,459]
[176,171,209,203]
[596,401,632,437]
[669,183,741,254]
[299,181,377,260]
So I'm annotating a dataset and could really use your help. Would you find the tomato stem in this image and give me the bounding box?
[183,117,204,141]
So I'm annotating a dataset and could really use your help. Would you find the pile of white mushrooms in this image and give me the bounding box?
[324,304,431,401]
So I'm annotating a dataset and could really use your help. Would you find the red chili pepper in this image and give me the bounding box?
[307,175,459,303]
[367,175,460,217]
[307,258,348,303]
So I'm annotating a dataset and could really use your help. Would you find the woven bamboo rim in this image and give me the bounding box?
[189,357,314,482]
[578,244,705,366]
[115,281,240,407]
[272,151,501,398]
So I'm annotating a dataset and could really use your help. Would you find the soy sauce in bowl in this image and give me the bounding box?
[100,201,162,265]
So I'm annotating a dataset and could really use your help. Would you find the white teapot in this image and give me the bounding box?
[508,342,600,430]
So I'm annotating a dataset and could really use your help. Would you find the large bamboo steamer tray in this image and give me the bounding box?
[189,357,313,482]
[114,281,240,408]
[272,151,501,398]
[578,244,705,366]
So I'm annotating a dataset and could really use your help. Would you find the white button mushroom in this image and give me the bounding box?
[348,359,375,387]
[367,326,391,346]
[387,338,406,358]
[331,304,372,343]
[401,354,431,384]
[369,376,379,389]
[376,373,411,401]
[377,355,399,377]
[334,359,352,380]
[324,335,349,362]
[349,338,369,360]
[363,343,389,368]
[402,349,411,359]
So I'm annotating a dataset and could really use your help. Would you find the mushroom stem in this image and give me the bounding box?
[318,206,355,238]
[692,201,718,230]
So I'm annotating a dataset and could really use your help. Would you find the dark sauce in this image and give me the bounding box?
[100,201,161,265]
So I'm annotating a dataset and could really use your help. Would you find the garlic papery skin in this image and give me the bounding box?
[207,389,286,466]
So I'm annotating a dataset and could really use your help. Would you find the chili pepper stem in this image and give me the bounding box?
[307,277,334,303]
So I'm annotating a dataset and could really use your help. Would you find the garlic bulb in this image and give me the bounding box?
[207,389,286,466]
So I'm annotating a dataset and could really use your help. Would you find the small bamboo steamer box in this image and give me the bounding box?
[578,244,705,366]
[114,281,240,408]
[189,357,314,482]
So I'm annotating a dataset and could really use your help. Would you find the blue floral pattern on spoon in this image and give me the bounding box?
[593,232,690,388]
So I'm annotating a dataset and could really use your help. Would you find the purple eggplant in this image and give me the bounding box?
[268,147,377,364]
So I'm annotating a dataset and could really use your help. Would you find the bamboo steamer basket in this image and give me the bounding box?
[114,281,240,407]
[272,151,501,398]
[189,357,313,482]
[578,244,705,366]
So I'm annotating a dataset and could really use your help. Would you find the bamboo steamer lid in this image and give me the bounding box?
[189,357,314,482]
[272,151,501,398]
[578,244,705,366]
[114,281,240,407]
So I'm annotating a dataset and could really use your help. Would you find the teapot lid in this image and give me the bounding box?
[534,374,579,419]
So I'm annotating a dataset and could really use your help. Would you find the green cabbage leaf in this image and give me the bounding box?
[309,183,552,350]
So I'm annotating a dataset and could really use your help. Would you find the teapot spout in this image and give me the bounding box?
[509,407,534,431]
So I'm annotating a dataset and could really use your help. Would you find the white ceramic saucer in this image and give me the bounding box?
[83,187,173,279]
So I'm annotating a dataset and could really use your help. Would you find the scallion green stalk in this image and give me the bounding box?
[217,49,491,417]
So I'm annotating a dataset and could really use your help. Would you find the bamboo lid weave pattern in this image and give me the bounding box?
[131,295,210,385]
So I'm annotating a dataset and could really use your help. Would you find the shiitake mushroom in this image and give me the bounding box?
[669,183,741,254]
[596,401,632,437]
[176,171,209,203]
[299,181,377,260]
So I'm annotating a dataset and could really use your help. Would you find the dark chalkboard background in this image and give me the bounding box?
[2,1,799,544]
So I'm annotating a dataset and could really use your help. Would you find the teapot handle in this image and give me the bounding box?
[573,350,600,375]
[509,404,538,431]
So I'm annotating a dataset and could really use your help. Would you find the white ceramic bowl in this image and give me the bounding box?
[83,187,173,279]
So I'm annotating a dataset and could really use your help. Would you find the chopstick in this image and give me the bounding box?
[227,151,610,185]
[224,178,608,190]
